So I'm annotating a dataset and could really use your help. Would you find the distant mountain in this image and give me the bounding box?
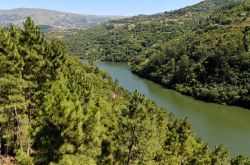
[0,8,126,29]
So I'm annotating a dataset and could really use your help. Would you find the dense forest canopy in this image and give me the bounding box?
[0,17,250,164]
[60,0,250,108]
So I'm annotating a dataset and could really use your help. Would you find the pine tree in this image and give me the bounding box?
[32,70,103,164]
[115,91,166,164]
[0,76,29,155]
[211,145,230,165]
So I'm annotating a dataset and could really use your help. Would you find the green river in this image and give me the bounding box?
[96,61,250,157]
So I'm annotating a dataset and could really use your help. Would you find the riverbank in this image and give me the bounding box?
[96,61,250,156]
[131,69,250,109]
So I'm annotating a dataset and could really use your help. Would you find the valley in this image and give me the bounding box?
[0,0,250,164]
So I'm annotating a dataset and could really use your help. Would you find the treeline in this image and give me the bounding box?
[61,0,250,108]
[1,18,250,164]
[62,0,245,61]
[131,1,250,108]
[63,21,187,62]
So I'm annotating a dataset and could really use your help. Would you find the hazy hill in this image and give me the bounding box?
[0,8,126,29]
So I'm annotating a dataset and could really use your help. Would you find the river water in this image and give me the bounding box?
[96,61,250,157]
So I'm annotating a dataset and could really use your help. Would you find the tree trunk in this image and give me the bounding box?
[27,107,31,155]
[0,122,2,156]
[126,126,136,165]
[6,114,9,155]
[14,105,23,150]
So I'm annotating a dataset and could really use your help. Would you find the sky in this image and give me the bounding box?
[0,0,203,16]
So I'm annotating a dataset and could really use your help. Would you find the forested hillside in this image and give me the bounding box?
[1,18,250,164]
[61,0,250,108]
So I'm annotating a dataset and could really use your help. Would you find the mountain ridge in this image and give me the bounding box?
[0,8,127,29]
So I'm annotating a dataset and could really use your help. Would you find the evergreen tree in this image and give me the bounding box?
[115,91,166,164]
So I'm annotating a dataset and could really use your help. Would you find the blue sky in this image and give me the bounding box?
[1,0,203,16]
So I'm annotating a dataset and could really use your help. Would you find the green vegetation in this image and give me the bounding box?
[61,0,250,108]
[130,1,250,108]
[1,18,250,164]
